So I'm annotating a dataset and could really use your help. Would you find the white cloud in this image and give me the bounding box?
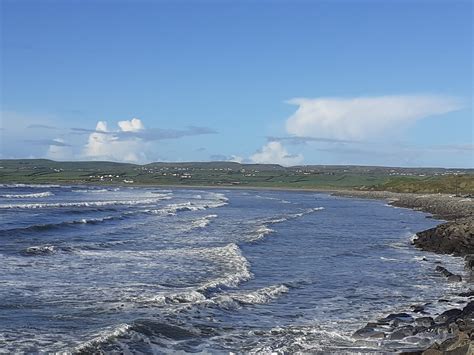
[250,141,303,166]
[117,118,145,132]
[285,95,463,140]
[83,118,147,162]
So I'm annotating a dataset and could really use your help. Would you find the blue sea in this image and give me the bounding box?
[0,185,466,353]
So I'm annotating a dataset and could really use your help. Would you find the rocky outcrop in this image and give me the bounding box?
[421,302,474,355]
[334,190,474,354]
[331,191,474,221]
[354,301,474,354]
[413,219,474,257]
[434,266,463,282]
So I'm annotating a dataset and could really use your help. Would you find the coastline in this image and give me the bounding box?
[2,182,472,352]
[332,190,473,354]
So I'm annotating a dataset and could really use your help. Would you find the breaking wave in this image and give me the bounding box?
[74,324,132,353]
[189,214,218,229]
[22,245,56,255]
[0,191,54,198]
[0,195,171,209]
[148,198,228,216]
[136,243,252,306]
[74,283,291,353]
[0,183,62,188]
[211,284,289,309]
[198,243,252,291]
[248,206,325,242]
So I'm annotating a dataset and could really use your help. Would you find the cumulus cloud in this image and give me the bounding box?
[81,118,216,162]
[84,118,147,162]
[250,141,303,166]
[285,95,463,140]
[117,118,145,132]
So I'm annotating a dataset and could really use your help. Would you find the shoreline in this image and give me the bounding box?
[3,183,473,352]
[332,190,473,354]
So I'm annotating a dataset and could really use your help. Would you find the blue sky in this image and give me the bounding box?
[1,0,472,167]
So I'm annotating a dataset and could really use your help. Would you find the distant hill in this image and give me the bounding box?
[0,159,472,194]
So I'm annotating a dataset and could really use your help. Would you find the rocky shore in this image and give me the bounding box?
[332,191,473,354]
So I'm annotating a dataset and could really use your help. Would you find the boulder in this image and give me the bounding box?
[434,266,462,281]
[434,309,463,324]
[389,325,416,340]
[411,305,425,313]
[447,274,462,282]
[416,317,435,327]
[414,219,474,256]
[464,254,474,270]
[382,312,413,322]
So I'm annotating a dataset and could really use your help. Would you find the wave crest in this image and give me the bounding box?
[0,195,171,209]
[0,192,54,198]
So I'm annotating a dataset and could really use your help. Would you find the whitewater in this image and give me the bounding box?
[0,184,466,353]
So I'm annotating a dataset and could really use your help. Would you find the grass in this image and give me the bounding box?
[0,159,472,194]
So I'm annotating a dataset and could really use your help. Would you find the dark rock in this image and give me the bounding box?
[364,322,379,328]
[434,308,463,324]
[353,326,378,338]
[435,265,448,273]
[411,305,425,313]
[383,312,413,322]
[389,325,415,340]
[447,274,462,282]
[464,255,474,270]
[434,266,462,281]
[393,317,415,327]
[414,219,474,256]
[457,290,474,297]
[368,331,386,339]
[459,301,474,316]
[435,266,454,277]
[416,316,435,327]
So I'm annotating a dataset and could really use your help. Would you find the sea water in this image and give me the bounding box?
[0,185,466,353]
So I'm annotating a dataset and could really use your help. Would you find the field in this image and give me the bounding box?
[0,159,472,194]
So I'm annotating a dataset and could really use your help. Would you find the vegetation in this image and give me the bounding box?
[0,159,472,195]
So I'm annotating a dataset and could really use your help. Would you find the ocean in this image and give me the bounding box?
[0,184,466,353]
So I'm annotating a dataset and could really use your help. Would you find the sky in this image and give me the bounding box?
[1,0,472,168]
